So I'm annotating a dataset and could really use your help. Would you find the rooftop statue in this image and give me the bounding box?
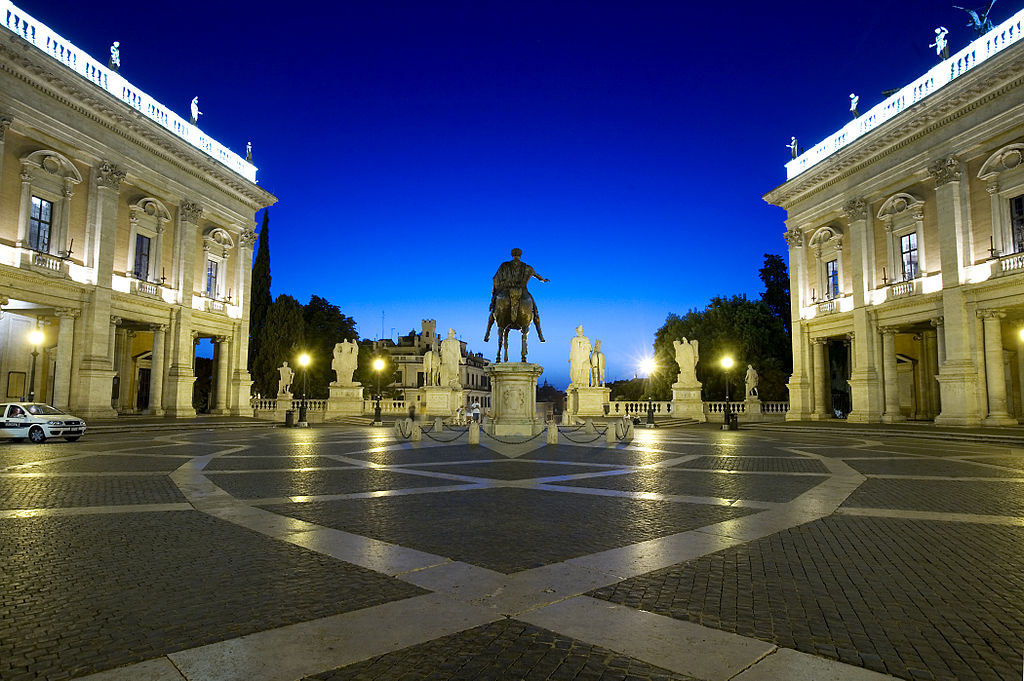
[930,26,950,58]
[849,93,859,118]
[787,136,798,159]
[484,248,548,362]
[954,1,997,36]
[108,42,120,72]
[190,97,202,125]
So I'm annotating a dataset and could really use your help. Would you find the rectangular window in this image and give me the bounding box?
[1011,195,1024,254]
[29,196,53,253]
[133,234,151,279]
[205,259,219,298]
[900,233,919,280]
[825,259,839,299]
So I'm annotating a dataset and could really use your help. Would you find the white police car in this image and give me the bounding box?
[0,402,86,443]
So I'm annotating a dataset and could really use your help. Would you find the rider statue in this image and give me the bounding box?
[484,248,549,343]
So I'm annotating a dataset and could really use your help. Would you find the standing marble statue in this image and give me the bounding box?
[590,340,606,387]
[745,364,759,398]
[422,349,438,387]
[277,361,294,395]
[332,340,359,385]
[190,97,202,125]
[108,42,120,72]
[439,328,462,387]
[673,338,699,386]
[569,326,593,386]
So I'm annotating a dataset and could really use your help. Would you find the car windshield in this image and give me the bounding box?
[26,404,65,415]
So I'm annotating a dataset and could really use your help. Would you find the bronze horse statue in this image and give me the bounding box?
[485,288,539,362]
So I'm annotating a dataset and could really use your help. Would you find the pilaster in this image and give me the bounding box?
[981,310,1017,425]
[880,327,905,423]
[230,227,257,413]
[785,322,813,421]
[52,308,78,410]
[212,335,231,415]
[148,324,166,416]
[810,337,830,420]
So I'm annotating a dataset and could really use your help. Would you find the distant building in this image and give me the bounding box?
[0,2,275,418]
[764,8,1024,425]
[381,319,492,410]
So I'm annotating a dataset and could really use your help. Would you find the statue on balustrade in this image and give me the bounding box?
[673,338,699,386]
[954,2,996,37]
[332,340,359,385]
[277,361,294,396]
[745,364,759,398]
[569,326,592,386]
[439,328,462,387]
[590,339,606,387]
[484,248,549,362]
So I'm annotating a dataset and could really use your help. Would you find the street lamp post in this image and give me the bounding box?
[27,328,43,402]
[721,355,735,430]
[372,358,384,426]
[297,353,310,427]
[640,357,656,427]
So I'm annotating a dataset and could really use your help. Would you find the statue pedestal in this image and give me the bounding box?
[671,383,706,422]
[567,385,610,417]
[326,383,364,419]
[421,385,463,417]
[743,397,762,422]
[484,362,543,436]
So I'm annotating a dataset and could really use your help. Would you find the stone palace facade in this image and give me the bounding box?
[0,1,275,419]
[765,8,1024,426]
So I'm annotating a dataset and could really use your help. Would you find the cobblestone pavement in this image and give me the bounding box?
[0,423,1021,681]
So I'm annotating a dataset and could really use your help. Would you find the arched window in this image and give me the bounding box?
[979,143,1024,255]
[808,225,844,300]
[877,192,926,282]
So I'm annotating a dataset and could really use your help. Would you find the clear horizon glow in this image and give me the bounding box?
[12,0,1009,390]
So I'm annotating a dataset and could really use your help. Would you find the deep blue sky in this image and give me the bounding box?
[18,0,1003,387]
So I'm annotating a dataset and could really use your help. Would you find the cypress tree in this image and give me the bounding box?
[249,209,272,373]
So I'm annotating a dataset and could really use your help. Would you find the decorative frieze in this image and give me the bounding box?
[928,156,961,187]
[239,228,257,249]
[842,198,868,222]
[783,228,804,248]
[95,160,126,190]
[180,201,202,225]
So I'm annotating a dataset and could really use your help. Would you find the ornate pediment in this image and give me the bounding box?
[877,192,924,223]
[978,143,1024,180]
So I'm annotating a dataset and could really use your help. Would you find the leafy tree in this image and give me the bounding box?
[302,295,358,398]
[250,294,304,397]
[652,295,790,401]
[536,380,565,412]
[608,378,645,401]
[759,253,791,334]
[248,209,272,374]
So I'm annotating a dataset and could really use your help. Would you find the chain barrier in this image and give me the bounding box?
[393,419,413,439]
[422,429,466,443]
[560,427,608,444]
[481,428,549,445]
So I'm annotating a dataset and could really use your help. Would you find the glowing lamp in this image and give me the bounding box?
[298,353,310,368]
[28,329,44,345]
[373,358,385,371]
[721,356,734,370]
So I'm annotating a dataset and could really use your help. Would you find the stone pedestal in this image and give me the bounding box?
[421,386,463,417]
[326,383,364,419]
[671,383,706,422]
[484,362,543,436]
[743,397,762,422]
[567,385,610,417]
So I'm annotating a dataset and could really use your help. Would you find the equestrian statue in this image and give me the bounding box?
[484,248,548,362]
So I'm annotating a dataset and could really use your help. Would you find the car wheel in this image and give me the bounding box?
[64,436,81,442]
[28,426,46,444]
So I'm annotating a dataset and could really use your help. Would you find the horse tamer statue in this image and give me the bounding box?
[484,248,548,362]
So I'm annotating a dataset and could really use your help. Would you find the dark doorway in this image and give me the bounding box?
[136,369,150,410]
[828,339,851,418]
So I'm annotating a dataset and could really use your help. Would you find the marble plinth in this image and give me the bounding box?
[421,386,463,417]
[485,362,543,436]
[326,384,364,419]
[568,385,611,417]
[671,383,707,422]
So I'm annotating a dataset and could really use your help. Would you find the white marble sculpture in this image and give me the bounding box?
[422,350,438,387]
[190,97,202,125]
[331,339,359,385]
[569,325,592,386]
[590,339,606,387]
[108,42,120,72]
[277,361,294,395]
[745,364,759,398]
[439,328,461,387]
[673,338,699,386]
[930,26,949,58]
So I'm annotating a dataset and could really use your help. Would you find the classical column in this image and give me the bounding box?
[164,201,201,418]
[148,324,167,416]
[811,338,829,420]
[784,228,813,421]
[981,310,1017,425]
[229,227,257,413]
[16,168,32,247]
[213,335,231,415]
[0,114,11,214]
[1017,335,1024,419]
[843,198,882,423]
[52,308,79,410]
[119,329,136,413]
[922,328,940,418]
[880,327,905,423]
[72,162,125,419]
[912,335,926,420]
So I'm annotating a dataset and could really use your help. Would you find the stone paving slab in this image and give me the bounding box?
[204,468,460,499]
[203,456,359,471]
[554,469,827,503]
[844,458,1023,478]
[842,478,1024,516]
[342,446,499,465]
[408,460,611,480]
[676,456,828,473]
[263,487,755,574]
[304,618,697,680]
[590,515,1024,681]
[967,455,1024,471]
[0,476,185,509]
[0,511,425,681]
[18,455,194,473]
[519,445,692,465]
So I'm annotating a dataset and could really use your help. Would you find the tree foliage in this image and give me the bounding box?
[248,209,272,373]
[608,378,645,401]
[759,253,791,334]
[354,342,400,398]
[250,294,304,397]
[302,295,358,398]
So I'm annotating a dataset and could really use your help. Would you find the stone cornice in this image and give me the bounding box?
[0,29,276,211]
[764,41,1024,209]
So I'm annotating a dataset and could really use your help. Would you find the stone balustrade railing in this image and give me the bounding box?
[1,0,257,183]
[363,399,407,414]
[760,401,790,414]
[998,252,1024,274]
[31,251,63,273]
[785,6,1024,179]
[704,401,748,414]
[607,400,672,415]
